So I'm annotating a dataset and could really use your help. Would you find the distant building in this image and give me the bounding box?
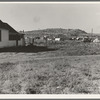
[34,36,45,43]
[0,20,25,48]
[55,38,60,41]
[82,37,92,42]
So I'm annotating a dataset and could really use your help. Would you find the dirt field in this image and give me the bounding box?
[0,40,100,94]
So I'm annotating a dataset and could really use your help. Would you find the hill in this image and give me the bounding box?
[24,28,88,37]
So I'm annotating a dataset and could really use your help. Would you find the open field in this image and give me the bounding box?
[0,40,100,94]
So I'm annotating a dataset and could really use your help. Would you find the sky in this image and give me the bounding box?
[0,2,100,33]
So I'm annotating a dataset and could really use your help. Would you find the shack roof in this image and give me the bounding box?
[0,20,22,35]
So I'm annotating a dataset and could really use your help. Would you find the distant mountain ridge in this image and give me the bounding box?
[25,28,87,37]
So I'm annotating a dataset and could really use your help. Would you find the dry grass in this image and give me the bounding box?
[0,41,100,94]
[0,56,99,94]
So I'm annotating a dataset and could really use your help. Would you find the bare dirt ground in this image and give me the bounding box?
[0,41,100,94]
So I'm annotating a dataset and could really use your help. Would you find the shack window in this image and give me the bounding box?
[0,30,1,41]
[9,35,21,40]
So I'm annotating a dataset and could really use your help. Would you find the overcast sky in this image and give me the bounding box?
[0,2,100,33]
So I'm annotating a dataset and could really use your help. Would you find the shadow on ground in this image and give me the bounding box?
[0,45,57,53]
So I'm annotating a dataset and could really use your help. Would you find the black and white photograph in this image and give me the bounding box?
[0,1,100,96]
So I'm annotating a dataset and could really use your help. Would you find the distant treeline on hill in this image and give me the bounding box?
[24,28,88,38]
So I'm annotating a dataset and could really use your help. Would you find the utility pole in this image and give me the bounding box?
[23,30,24,33]
[91,28,93,34]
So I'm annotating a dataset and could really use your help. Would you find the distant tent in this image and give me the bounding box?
[93,38,100,43]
